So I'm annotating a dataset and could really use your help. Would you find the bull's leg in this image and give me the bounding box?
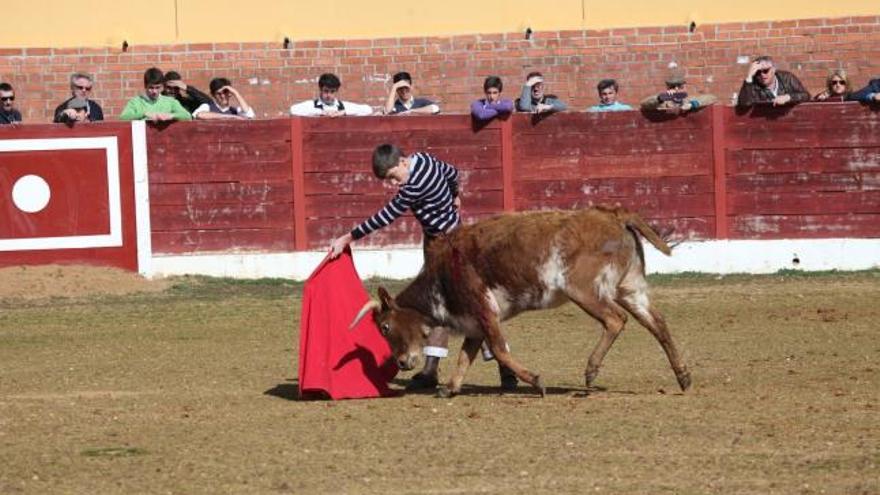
[437,337,482,398]
[482,325,545,397]
[566,290,628,389]
[618,298,691,391]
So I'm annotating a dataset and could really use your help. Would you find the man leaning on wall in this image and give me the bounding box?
[53,73,104,123]
[290,73,374,117]
[736,55,810,108]
[640,72,717,114]
[119,68,192,122]
[163,71,213,115]
[0,82,21,125]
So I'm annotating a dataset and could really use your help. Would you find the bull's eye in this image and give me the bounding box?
[380,323,391,336]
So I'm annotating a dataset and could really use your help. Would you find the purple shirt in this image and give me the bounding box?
[470,98,514,121]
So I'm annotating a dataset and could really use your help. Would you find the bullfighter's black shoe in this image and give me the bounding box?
[406,371,439,391]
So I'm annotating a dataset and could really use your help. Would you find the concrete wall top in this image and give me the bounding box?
[3,0,879,48]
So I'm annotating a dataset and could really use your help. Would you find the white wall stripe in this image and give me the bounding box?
[130,121,153,276]
[146,238,880,281]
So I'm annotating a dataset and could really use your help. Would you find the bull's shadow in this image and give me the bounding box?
[388,379,640,397]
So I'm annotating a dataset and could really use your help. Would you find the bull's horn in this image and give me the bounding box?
[349,299,380,330]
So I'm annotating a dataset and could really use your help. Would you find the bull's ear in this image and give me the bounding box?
[377,286,396,312]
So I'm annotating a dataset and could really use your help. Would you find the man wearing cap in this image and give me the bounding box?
[737,55,809,108]
[640,73,717,114]
[55,97,90,124]
[53,73,104,123]
[0,82,21,125]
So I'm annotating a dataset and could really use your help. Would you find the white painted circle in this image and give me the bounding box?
[12,174,51,213]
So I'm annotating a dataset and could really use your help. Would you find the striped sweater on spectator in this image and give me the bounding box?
[350,153,460,240]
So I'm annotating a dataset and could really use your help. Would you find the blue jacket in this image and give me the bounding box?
[849,78,880,103]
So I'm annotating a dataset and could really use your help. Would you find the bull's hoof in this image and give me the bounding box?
[584,368,599,388]
[676,369,692,392]
[436,386,457,399]
[533,375,546,398]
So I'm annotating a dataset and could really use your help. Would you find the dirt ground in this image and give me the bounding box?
[0,265,169,299]
[0,268,878,494]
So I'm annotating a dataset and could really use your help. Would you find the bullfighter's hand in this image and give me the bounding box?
[329,233,353,259]
[454,196,461,209]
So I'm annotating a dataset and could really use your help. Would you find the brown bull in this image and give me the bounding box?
[352,207,691,397]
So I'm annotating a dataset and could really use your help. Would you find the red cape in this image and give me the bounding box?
[297,248,398,399]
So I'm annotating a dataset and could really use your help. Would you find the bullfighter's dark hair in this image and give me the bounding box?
[372,144,403,179]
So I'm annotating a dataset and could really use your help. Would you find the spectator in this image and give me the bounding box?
[289,73,373,117]
[640,73,717,114]
[192,78,255,120]
[813,70,852,102]
[470,76,514,121]
[0,82,21,124]
[848,76,880,103]
[383,71,440,115]
[119,67,192,122]
[53,73,104,123]
[587,79,633,112]
[736,55,810,108]
[56,97,90,124]
[515,71,566,113]
[163,71,212,114]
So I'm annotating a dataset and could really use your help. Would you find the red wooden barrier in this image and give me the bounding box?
[146,120,294,253]
[4,104,874,263]
[511,110,717,239]
[141,105,880,254]
[723,103,880,239]
[0,122,140,270]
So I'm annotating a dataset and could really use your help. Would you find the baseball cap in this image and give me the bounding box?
[665,73,687,87]
[67,97,88,109]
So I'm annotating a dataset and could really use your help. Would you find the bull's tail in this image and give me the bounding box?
[616,210,672,256]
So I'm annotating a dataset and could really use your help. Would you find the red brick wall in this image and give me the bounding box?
[2,15,879,122]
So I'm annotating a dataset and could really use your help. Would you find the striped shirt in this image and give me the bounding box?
[351,152,460,240]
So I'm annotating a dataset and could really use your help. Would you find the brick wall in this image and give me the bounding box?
[1,15,879,122]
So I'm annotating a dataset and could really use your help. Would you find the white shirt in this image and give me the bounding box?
[289,98,373,117]
[192,103,255,119]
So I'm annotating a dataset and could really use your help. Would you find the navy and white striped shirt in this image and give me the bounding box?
[351,152,460,240]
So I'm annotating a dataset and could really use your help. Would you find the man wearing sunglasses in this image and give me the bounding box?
[53,73,104,123]
[0,82,21,125]
[736,55,810,108]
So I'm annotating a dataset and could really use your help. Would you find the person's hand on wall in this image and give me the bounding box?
[534,103,553,113]
[773,94,792,106]
[146,112,174,122]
